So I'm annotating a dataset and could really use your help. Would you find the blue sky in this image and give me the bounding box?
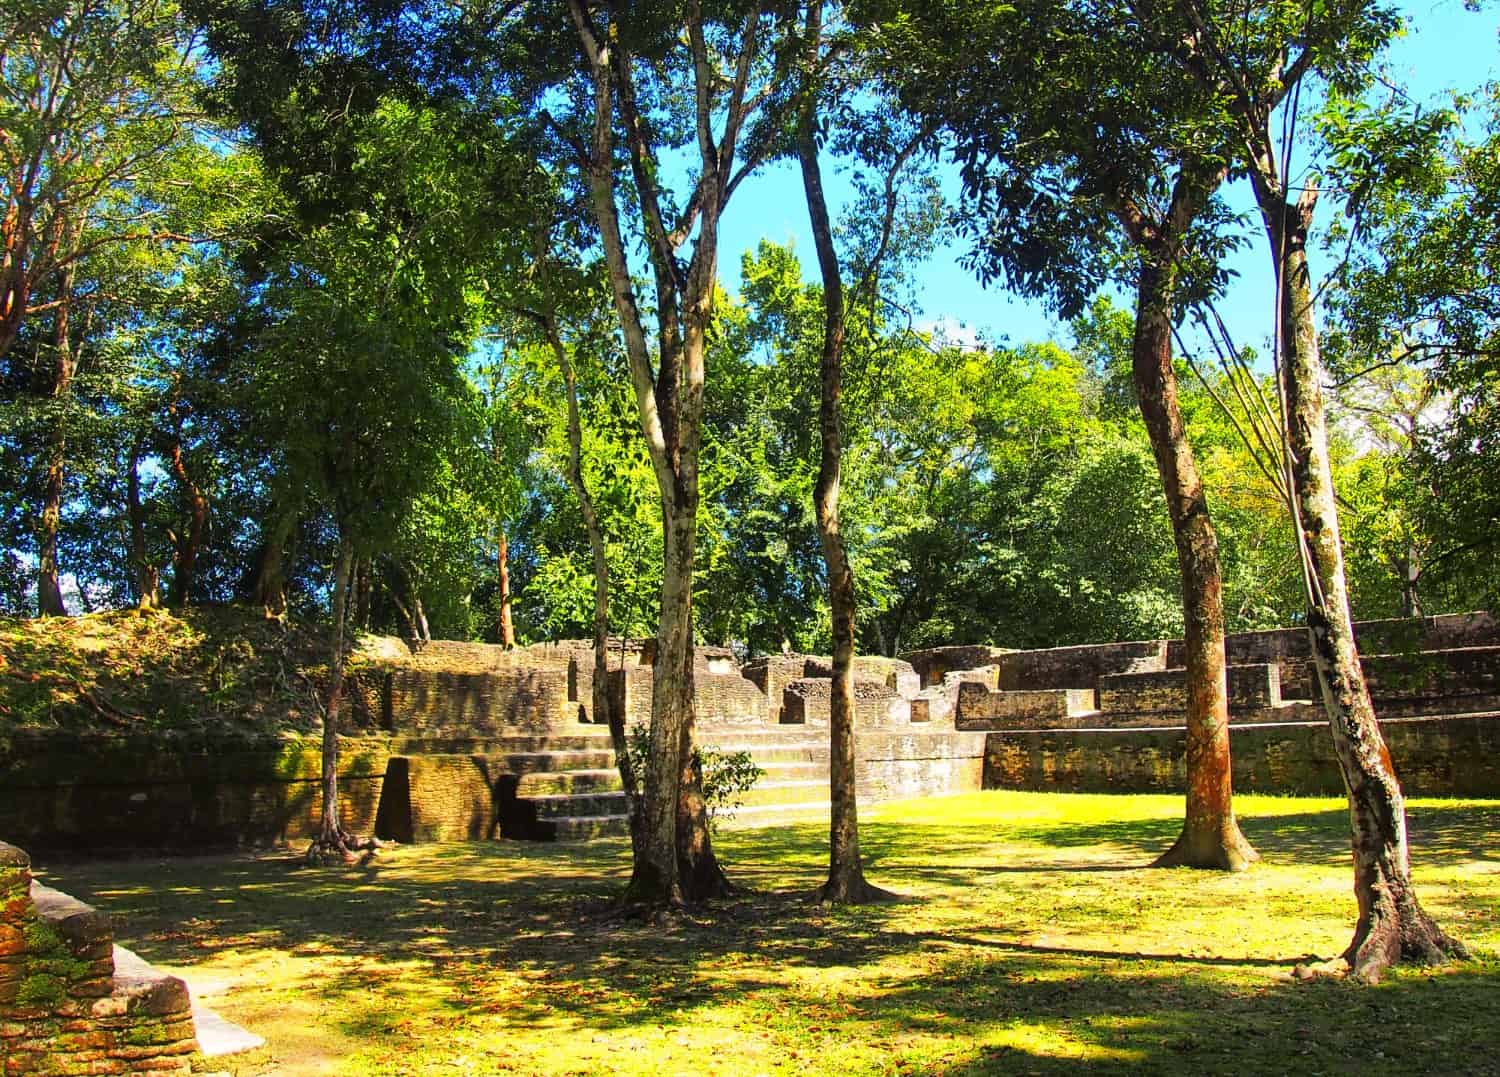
[718,0,1499,357]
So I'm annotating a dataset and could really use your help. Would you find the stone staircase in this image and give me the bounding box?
[377,725,835,843]
[509,727,832,842]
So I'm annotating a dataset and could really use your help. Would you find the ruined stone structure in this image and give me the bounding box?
[2,612,1496,852]
[917,610,1500,795]
[0,842,199,1075]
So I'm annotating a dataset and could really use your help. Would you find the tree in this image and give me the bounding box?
[793,0,922,904]
[552,0,797,908]
[1321,86,1499,613]
[1145,0,1465,979]
[2,0,238,613]
[864,0,1257,870]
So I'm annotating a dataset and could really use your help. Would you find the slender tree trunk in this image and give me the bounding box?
[666,491,729,903]
[36,271,75,617]
[389,558,430,651]
[497,530,515,647]
[1260,189,1463,981]
[353,557,372,629]
[544,314,644,856]
[166,427,208,607]
[569,0,735,908]
[796,26,891,902]
[312,534,355,860]
[126,435,159,610]
[1399,546,1421,619]
[1132,261,1258,871]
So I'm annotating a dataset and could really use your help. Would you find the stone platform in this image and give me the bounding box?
[2,612,1497,853]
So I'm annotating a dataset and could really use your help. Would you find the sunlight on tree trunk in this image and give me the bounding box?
[1264,190,1464,980]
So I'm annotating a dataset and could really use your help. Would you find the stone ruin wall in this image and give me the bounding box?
[930,611,1500,795]
[0,842,197,1075]
[3,612,1498,854]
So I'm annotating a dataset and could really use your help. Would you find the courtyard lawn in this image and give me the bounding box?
[33,791,1500,1076]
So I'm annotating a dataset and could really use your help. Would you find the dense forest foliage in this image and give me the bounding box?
[1,0,1494,657]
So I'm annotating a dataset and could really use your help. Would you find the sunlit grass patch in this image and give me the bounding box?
[35,790,1500,1076]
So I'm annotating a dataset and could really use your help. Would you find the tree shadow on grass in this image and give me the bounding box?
[31,796,1500,1075]
[870,947,1500,1077]
[994,799,1498,870]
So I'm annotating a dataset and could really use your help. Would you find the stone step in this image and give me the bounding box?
[516,759,826,796]
[12,882,203,1075]
[515,768,623,796]
[492,749,619,773]
[541,813,632,841]
[114,945,264,1058]
[536,797,836,842]
[525,777,833,820]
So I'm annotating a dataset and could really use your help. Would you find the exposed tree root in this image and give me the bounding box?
[814,873,903,906]
[1151,820,1260,872]
[305,831,383,867]
[1343,893,1468,985]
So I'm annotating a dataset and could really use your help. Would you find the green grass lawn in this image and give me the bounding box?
[34,791,1500,1076]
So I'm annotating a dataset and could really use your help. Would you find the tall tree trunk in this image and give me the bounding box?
[388,558,430,651]
[126,434,159,610]
[569,0,738,909]
[36,269,75,617]
[251,509,296,617]
[666,487,728,903]
[543,315,644,857]
[796,23,891,902]
[353,557,371,629]
[166,425,208,608]
[311,534,355,860]
[497,529,515,647]
[1132,260,1257,872]
[1259,186,1463,981]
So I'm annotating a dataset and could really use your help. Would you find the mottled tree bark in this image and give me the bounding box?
[310,535,355,862]
[126,435,160,610]
[249,509,296,617]
[568,0,745,909]
[36,267,75,617]
[796,11,894,902]
[1257,181,1464,981]
[1131,259,1257,872]
[166,422,208,608]
[543,314,644,857]
[497,529,515,648]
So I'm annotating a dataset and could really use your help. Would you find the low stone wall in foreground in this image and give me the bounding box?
[0,842,198,1075]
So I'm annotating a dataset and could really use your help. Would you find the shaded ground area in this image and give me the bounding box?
[33,791,1500,1076]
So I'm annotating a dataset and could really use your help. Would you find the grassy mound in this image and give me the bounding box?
[0,608,377,737]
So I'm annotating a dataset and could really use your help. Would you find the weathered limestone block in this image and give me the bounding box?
[855,730,988,801]
[694,667,769,725]
[802,656,920,697]
[1280,646,1500,715]
[374,755,505,843]
[0,846,199,1077]
[1361,646,1500,702]
[899,645,1010,689]
[1097,663,1281,716]
[0,733,388,851]
[780,679,909,727]
[993,639,1168,691]
[389,668,572,734]
[955,682,1098,730]
[1165,611,1500,669]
